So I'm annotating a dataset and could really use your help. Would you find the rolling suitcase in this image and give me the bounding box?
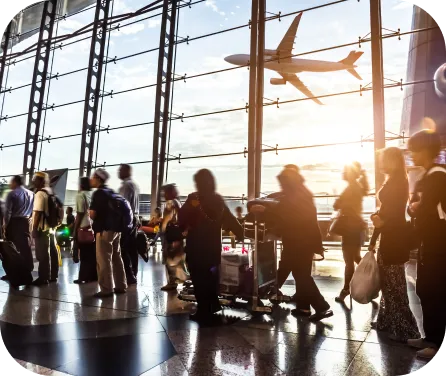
[0,240,33,287]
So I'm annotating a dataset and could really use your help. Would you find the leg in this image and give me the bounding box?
[49,234,59,281]
[120,230,136,284]
[292,252,330,313]
[341,244,357,291]
[277,256,292,290]
[96,232,114,294]
[34,232,50,281]
[129,226,139,277]
[6,218,34,273]
[111,232,127,291]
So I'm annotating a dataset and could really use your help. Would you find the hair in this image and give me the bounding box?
[345,162,369,195]
[67,207,73,213]
[79,177,91,191]
[380,147,407,179]
[162,184,179,200]
[277,165,305,193]
[408,129,442,159]
[194,169,216,195]
[12,175,23,186]
[33,172,49,187]
[120,164,132,174]
[235,206,243,213]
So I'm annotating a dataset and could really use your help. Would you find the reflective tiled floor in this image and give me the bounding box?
[0,248,428,375]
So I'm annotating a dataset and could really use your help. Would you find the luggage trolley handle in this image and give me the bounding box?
[244,215,272,313]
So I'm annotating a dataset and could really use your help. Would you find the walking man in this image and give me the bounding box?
[90,169,127,298]
[118,164,140,285]
[2,175,34,279]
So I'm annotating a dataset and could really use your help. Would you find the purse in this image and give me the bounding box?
[329,213,365,237]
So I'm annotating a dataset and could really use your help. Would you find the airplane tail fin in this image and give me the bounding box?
[347,68,362,80]
[339,51,364,66]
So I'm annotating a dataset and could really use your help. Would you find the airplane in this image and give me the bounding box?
[224,13,363,105]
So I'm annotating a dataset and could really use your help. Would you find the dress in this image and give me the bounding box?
[377,251,419,341]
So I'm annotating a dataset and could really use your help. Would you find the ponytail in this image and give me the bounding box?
[358,170,369,195]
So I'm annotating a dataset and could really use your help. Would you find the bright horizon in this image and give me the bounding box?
[0,0,416,198]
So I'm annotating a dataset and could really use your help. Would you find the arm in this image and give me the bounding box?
[223,205,243,241]
[368,227,381,252]
[4,191,13,228]
[32,211,42,238]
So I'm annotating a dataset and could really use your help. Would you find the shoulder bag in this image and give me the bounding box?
[77,193,95,244]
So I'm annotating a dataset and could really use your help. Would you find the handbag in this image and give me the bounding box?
[78,226,95,244]
[329,213,365,237]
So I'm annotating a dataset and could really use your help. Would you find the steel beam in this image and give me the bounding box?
[247,0,258,200]
[79,0,111,178]
[0,22,12,97]
[151,0,173,212]
[369,0,386,193]
[254,0,266,198]
[157,0,178,207]
[22,0,58,184]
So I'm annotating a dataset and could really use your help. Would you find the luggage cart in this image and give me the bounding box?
[178,216,292,314]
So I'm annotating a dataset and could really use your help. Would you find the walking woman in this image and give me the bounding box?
[73,177,97,284]
[179,169,243,321]
[334,162,369,303]
[251,166,333,321]
[368,147,419,342]
[406,129,446,360]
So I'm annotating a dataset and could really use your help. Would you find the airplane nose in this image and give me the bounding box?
[224,55,235,64]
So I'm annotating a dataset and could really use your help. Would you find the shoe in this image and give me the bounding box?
[114,288,127,294]
[417,347,438,360]
[127,279,137,285]
[161,283,178,291]
[291,308,312,317]
[189,310,214,322]
[49,278,58,283]
[31,278,49,286]
[309,309,334,322]
[93,291,114,298]
[408,338,436,349]
[73,280,84,284]
[371,322,378,330]
[1,275,9,281]
[335,289,350,303]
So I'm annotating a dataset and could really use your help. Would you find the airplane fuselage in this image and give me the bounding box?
[224,54,356,74]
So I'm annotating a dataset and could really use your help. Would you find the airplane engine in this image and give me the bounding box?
[270,78,287,85]
[434,63,446,100]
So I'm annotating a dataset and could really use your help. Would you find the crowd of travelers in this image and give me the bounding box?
[0,129,445,360]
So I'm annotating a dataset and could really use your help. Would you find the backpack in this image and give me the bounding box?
[427,166,446,220]
[104,190,133,233]
[42,189,64,228]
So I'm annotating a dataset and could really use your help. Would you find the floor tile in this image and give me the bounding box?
[140,355,188,376]
[167,327,252,353]
[178,348,284,376]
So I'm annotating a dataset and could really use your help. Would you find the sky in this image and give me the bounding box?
[0,0,417,199]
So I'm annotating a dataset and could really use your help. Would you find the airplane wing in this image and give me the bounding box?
[280,73,323,105]
[277,13,302,61]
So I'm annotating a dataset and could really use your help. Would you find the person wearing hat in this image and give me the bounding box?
[90,168,127,298]
[31,172,59,286]
[250,165,333,322]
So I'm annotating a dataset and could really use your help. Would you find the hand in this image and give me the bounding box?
[371,215,384,229]
[250,205,265,213]
[410,201,420,213]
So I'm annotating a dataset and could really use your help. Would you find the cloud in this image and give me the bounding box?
[148,19,161,28]
[206,0,226,16]
[118,23,145,36]
[392,1,413,10]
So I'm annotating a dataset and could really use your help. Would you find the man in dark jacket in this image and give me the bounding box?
[251,165,332,322]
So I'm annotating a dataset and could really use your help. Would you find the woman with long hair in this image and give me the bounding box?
[73,177,97,284]
[369,147,419,342]
[179,169,243,321]
[334,161,369,303]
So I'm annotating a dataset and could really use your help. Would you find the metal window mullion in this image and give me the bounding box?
[79,0,111,177]
[157,0,178,206]
[22,0,58,184]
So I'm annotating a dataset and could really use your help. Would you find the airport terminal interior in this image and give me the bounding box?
[1,0,446,375]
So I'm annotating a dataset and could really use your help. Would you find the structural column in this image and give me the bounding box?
[151,0,176,211]
[247,0,258,200]
[369,0,386,192]
[254,0,266,198]
[0,22,12,98]
[22,0,58,184]
[157,0,178,207]
[79,0,111,177]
